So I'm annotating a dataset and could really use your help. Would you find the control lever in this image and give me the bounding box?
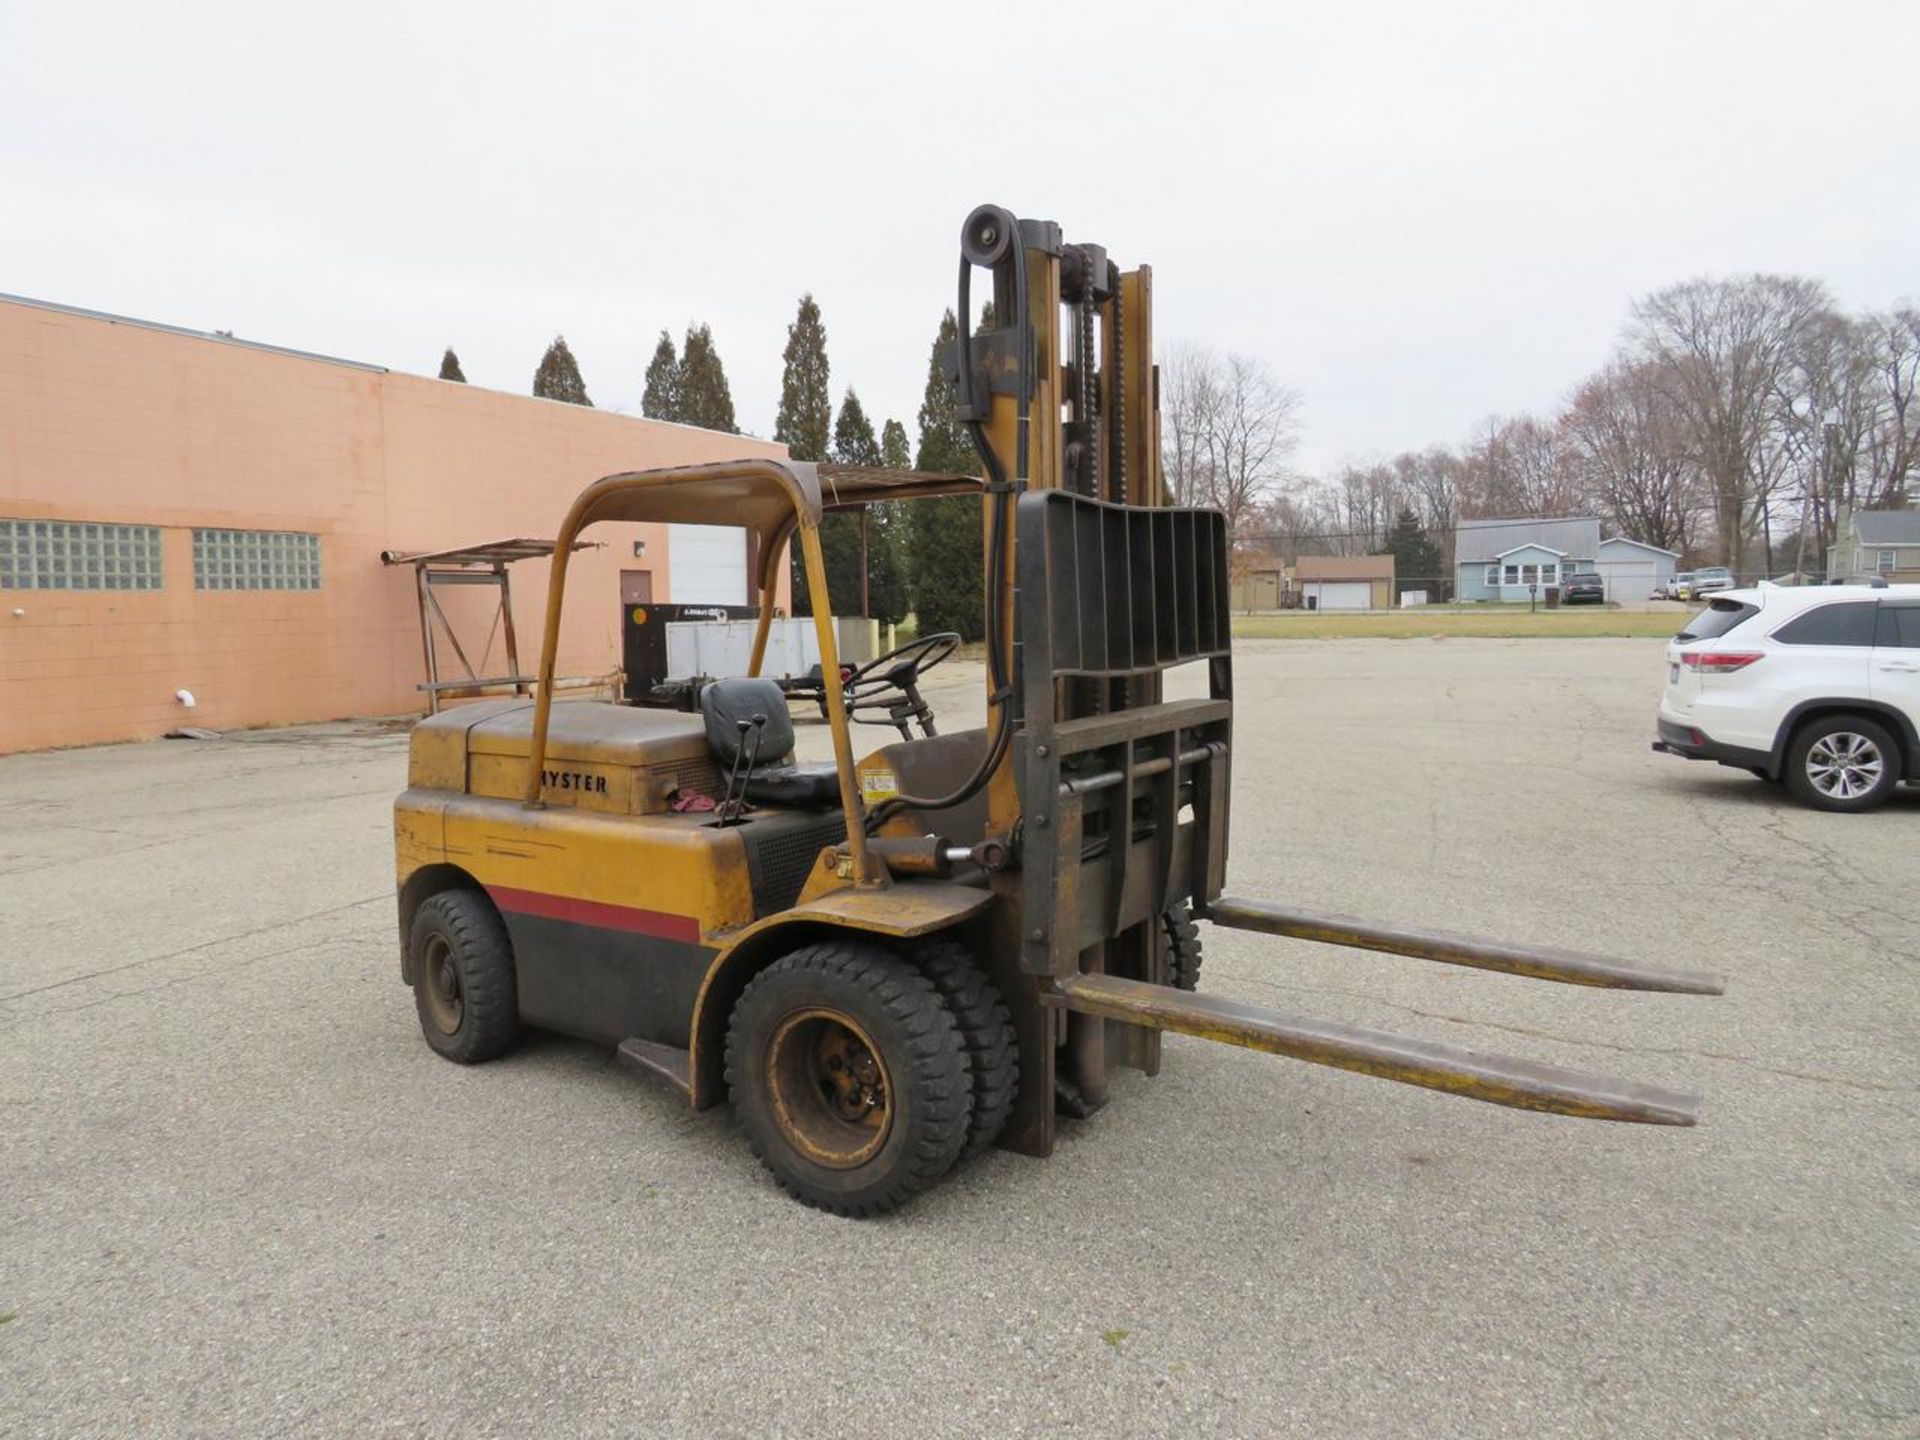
[715,713,768,826]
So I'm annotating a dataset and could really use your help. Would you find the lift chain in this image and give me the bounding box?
[1108,259,1126,502]
[1075,251,1099,497]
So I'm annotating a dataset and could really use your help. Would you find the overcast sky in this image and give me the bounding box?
[4,1,1914,473]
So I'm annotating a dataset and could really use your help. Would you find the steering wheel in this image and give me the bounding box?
[840,632,961,740]
[844,632,960,695]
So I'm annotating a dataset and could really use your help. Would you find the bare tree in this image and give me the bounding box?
[1630,275,1833,573]
[1327,461,1399,554]
[1160,342,1217,509]
[1563,361,1700,554]
[1765,309,1869,569]
[1406,446,1464,568]
[1458,417,1520,517]
[1205,272,1911,588]
[1860,307,1920,511]
[1159,345,1302,536]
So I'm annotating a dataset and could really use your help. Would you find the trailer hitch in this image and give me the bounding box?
[1046,895,1724,1127]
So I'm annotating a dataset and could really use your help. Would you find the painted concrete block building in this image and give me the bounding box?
[0,295,785,753]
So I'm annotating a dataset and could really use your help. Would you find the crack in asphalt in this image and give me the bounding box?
[0,791,396,878]
[0,893,391,1004]
[0,926,391,1031]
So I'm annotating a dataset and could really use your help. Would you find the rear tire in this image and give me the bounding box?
[1783,715,1900,813]
[914,938,1018,1159]
[410,890,520,1064]
[727,942,970,1216]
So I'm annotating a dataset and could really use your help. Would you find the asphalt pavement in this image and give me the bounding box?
[2,639,1914,1438]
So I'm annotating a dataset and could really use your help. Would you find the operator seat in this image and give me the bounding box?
[699,676,843,808]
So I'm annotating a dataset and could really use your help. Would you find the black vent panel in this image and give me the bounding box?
[739,811,848,917]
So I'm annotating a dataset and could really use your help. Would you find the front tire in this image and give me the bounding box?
[915,939,1018,1159]
[1783,715,1900,813]
[410,890,520,1063]
[727,943,971,1216]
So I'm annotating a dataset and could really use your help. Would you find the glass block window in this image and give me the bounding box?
[0,519,164,590]
[193,529,322,591]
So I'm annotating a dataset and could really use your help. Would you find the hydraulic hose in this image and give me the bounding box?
[867,209,1028,831]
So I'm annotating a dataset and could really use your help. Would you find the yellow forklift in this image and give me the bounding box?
[393,205,1723,1214]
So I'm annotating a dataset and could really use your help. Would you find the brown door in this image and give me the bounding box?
[620,569,654,604]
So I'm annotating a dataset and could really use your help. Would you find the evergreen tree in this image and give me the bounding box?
[903,309,986,640]
[773,294,832,462]
[1385,506,1442,599]
[859,505,911,627]
[914,310,975,473]
[831,388,881,466]
[796,389,909,623]
[438,348,466,383]
[532,335,591,406]
[641,330,681,420]
[677,324,737,433]
[880,418,911,469]
[776,298,835,612]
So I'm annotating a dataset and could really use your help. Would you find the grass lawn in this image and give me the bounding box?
[1231,609,1685,640]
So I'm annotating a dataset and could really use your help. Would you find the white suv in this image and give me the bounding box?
[1653,583,1920,811]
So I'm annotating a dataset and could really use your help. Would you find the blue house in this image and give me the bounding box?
[1454,516,1600,602]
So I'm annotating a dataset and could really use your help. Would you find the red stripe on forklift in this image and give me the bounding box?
[484,885,701,944]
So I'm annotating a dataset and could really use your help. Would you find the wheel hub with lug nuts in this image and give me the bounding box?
[1807,732,1883,800]
[766,1008,892,1169]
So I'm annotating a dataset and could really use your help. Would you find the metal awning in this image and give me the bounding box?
[382,537,602,713]
[380,538,591,568]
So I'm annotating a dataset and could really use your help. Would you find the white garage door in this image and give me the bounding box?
[1595,559,1654,602]
[666,524,748,605]
[1307,581,1372,611]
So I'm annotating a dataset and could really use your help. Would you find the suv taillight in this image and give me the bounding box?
[1681,651,1764,674]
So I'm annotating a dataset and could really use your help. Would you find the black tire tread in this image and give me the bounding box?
[1163,904,1203,992]
[724,942,970,1217]
[914,938,1018,1158]
[411,889,519,1064]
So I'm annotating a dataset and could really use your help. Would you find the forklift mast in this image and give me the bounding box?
[940,207,1220,1151]
[943,205,1720,1156]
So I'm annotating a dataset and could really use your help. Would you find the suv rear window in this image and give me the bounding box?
[1772,601,1877,647]
[1676,598,1757,641]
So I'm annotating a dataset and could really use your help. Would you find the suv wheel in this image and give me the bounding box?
[1783,715,1900,813]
